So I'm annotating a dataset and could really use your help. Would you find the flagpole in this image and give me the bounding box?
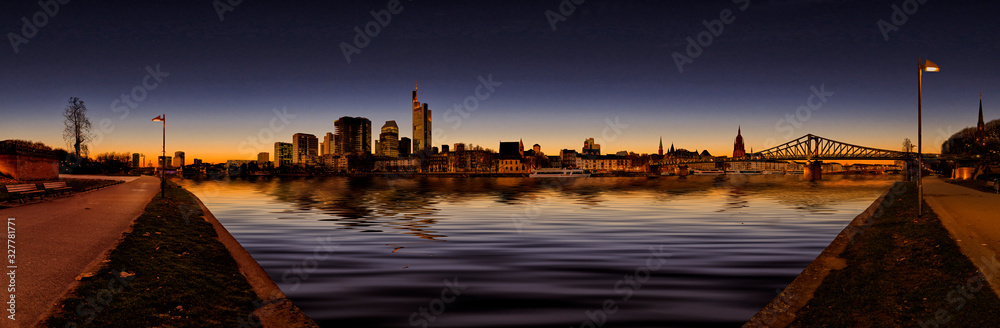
[161,114,165,198]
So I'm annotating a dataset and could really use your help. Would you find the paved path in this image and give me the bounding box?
[0,176,159,328]
[923,177,1000,298]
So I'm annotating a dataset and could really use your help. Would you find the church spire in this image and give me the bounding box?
[658,136,664,156]
[733,126,746,158]
[978,93,986,144]
[979,93,985,127]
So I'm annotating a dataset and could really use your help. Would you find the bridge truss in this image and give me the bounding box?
[657,134,913,165]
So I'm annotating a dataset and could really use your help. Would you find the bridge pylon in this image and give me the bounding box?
[804,160,823,181]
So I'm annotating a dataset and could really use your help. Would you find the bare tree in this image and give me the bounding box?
[62,97,93,159]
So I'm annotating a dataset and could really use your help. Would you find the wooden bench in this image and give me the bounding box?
[4,184,45,203]
[987,179,999,193]
[43,181,73,196]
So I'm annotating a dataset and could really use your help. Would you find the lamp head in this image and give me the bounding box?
[921,59,940,72]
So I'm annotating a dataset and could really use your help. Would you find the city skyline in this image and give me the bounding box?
[2,1,999,163]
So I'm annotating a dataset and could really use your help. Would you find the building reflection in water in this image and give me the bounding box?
[185,175,898,242]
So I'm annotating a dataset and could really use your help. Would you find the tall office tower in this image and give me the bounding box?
[132,153,140,169]
[412,84,432,154]
[274,142,293,167]
[334,116,372,155]
[292,133,319,164]
[378,120,400,157]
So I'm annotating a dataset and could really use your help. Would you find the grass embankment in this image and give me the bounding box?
[44,183,262,327]
[789,182,1000,327]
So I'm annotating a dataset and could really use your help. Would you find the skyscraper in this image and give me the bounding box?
[274,142,293,167]
[412,84,432,154]
[322,132,334,156]
[378,120,400,157]
[132,153,140,169]
[733,126,746,158]
[291,133,318,165]
[334,117,372,155]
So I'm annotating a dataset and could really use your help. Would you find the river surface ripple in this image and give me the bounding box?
[178,175,897,328]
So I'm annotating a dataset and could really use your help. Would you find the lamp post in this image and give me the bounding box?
[152,114,165,198]
[918,58,940,216]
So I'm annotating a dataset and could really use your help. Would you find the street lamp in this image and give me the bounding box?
[152,114,165,199]
[918,58,939,216]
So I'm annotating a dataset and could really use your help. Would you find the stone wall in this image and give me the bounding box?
[0,153,59,181]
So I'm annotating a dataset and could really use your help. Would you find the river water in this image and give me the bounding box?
[177,175,896,328]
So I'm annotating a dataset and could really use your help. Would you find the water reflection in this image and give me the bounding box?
[183,175,895,243]
[177,175,898,327]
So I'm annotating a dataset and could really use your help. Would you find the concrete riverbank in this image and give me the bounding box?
[190,188,318,327]
[744,179,1000,327]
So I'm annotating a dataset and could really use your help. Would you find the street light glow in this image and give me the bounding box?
[922,59,940,72]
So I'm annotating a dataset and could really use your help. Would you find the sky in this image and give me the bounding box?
[1,0,998,164]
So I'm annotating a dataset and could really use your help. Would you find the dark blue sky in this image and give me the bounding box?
[2,0,998,162]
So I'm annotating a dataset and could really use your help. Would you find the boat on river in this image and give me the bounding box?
[692,169,725,175]
[727,170,763,175]
[529,169,590,178]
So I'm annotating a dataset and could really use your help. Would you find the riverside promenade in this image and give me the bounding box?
[0,176,157,328]
[923,177,1000,297]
